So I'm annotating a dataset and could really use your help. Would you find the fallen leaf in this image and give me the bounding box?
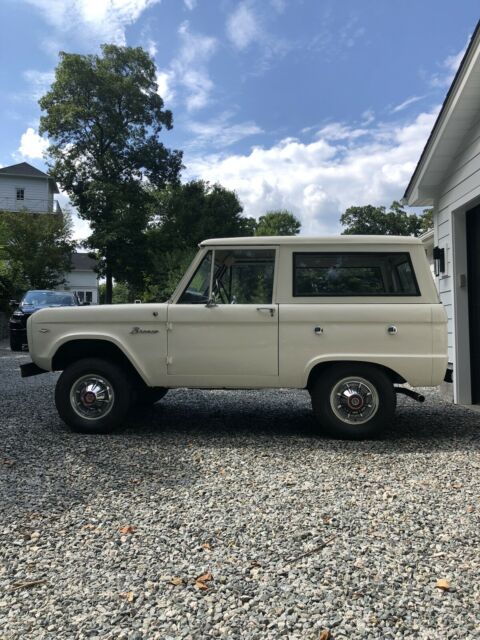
[219,468,226,475]
[436,579,450,591]
[322,515,332,524]
[319,630,331,640]
[169,577,183,586]
[451,482,463,489]
[1,458,16,466]
[195,572,213,590]
[195,580,209,590]
[119,591,135,602]
[119,525,135,535]
[201,543,212,551]
[129,479,142,485]
[467,505,474,513]
[82,524,96,530]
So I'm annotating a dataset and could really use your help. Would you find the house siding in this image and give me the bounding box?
[434,115,480,390]
[0,176,54,213]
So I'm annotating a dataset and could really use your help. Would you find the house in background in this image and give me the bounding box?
[0,161,62,213]
[0,161,99,304]
[404,20,480,406]
[60,253,99,305]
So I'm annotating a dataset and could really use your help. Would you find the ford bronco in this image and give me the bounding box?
[21,236,448,439]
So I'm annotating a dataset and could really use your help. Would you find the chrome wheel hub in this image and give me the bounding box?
[330,376,379,425]
[70,375,115,420]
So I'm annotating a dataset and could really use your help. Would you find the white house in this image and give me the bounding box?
[0,161,99,304]
[404,20,480,405]
[60,253,99,305]
[0,161,61,213]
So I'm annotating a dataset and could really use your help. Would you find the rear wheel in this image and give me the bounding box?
[310,364,396,439]
[55,358,132,434]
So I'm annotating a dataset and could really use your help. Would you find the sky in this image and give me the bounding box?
[0,0,478,240]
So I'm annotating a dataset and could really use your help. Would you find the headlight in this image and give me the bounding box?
[13,310,24,317]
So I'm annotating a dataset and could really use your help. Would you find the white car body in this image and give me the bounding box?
[27,235,447,391]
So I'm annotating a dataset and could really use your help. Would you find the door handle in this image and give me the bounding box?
[256,307,275,317]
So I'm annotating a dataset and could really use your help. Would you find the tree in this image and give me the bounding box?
[340,201,433,237]
[145,180,252,301]
[39,44,183,303]
[255,210,301,236]
[0,212,74,291]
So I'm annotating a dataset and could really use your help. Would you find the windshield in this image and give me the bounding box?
[21,291,78,307]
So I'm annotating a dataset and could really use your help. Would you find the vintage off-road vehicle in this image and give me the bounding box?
[21,236,448,439]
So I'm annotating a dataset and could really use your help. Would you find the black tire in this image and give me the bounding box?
[55,358,133,434]
[134,386,168,407]
[9,335,23,352]
[310,364,396,440]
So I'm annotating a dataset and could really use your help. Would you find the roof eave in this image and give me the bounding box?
[404,20,480,206]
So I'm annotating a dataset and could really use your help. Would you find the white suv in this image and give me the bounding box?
[22,235,448,439]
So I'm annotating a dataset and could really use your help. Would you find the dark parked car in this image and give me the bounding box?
[9,290,80,351]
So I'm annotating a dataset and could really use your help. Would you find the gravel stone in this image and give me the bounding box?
[0,341,479,639]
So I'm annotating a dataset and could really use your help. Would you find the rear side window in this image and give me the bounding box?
[293,252,420,297]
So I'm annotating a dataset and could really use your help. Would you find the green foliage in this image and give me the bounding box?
[255,210,301,236]
[98,281,133,304]
[39,44,183,302]
[340,201,433,237]
[145,180,251,301]
[0,212,75,295]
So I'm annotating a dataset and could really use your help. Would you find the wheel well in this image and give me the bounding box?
[52,339,145,387]
[306,360,405,391]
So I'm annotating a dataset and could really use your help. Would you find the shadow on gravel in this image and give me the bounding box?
[123,389,480,454]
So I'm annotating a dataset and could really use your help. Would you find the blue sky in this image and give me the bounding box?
[0,0,478,238]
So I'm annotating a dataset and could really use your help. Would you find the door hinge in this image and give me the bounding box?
[166,322,173,331]
[166,356,173,365]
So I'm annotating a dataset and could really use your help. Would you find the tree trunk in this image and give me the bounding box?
[105,266,113,304]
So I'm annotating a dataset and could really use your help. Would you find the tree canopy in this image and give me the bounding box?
[254,210,301,236]
[340,201,432,237]
[39,44,183,302]
[0,212,74,293]
[143,180,253,301]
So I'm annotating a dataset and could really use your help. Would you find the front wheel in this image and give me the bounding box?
[55,358,133,434]
[310,364,396,440]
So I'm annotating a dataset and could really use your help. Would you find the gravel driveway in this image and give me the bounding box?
[0,341,479,640]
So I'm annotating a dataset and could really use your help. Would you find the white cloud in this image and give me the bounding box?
[156,70,175,103]
[391,95,425,114]
[158,21,217,111]
[186,112,263,148]
[17,127,49,160]
[430,44,467,88]
[22,0,160,45]
[185,109,439,234]
[22,70,55,100]
[227,3,261,50]
[183,0,197,9]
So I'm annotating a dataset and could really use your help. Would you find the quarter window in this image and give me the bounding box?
[16,188,24,200]
[293,252,420,296]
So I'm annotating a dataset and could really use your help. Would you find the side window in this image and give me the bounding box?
[212,249,275,304]
[293,252,420,296]
[178,251,213,304]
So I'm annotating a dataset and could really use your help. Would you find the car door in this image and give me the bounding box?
[167,246,279,385]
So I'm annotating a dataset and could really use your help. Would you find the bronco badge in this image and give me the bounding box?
[130,327,159,335]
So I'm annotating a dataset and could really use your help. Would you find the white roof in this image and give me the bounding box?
[200,235,422,247]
